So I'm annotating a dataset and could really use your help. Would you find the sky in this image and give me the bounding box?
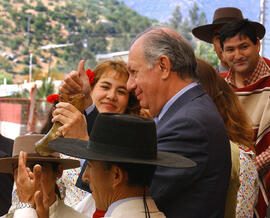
[123,0,270,57]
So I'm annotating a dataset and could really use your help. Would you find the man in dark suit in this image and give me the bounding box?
[58,26,231,217]
[126,27,231,218]
[0,134,13,216]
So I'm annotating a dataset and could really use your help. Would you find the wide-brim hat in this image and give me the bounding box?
[49,113,196,168]
[0,134,80,174]
[192,7,265,43]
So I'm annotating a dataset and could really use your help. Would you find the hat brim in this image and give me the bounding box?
[192,23,225,43]
[49,138,196,169]
[192,21,265,43]
[0,156,80,174]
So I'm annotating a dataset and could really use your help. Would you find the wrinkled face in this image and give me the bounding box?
[91,72,129,114]
[222,34,260,76]
[14,162,58,201]
[82,161,113,210]
[127,39,161,117]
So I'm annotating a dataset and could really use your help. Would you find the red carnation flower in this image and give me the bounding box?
[46,94,59,104]
[86,69,94,85]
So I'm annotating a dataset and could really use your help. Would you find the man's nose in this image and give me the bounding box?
[82,165,90,183]
[127,76,135,92]
[234,49,244,60]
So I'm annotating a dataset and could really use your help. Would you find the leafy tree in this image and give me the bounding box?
[0,73,13,84]
[0,56,13,73]
[169,3,208,49]
[199,12,207,26]
[35,1,47,12]
[195,42,219,69]
[110,33,131,52]
[22,67,30,75]
[170,6,182,30]
[23,55,37,64]
[7,37,24,50]
[189,2,199,27]
[10,89,30,98]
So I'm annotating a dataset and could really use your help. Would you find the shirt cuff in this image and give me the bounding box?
[85,104,95,115]
[14,208,38,218]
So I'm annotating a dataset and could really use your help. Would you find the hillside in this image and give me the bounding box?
[0,0,157,83]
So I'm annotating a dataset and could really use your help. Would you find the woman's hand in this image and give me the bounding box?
[52,102,89,141]
[59,60,92,109]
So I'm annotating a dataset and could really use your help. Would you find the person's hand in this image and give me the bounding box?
[52,102,89,141]
[59,60,93,109]
[15,151,42,205]
[34,190,49,218]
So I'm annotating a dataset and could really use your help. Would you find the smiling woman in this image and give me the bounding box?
[90,60,140,115]
[49,60,150,217]
[52,60,143,141]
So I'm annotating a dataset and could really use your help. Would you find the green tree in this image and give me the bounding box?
[10,89,30,98]
[195,42,219,69]
[199,12,207,26]
[0,56,13,73]
[170,6,182,30]
[0,73,13,84]
[35,1,47,12]
[189,2,199,27]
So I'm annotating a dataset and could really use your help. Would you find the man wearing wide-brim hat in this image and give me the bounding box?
[192,7,246,73]
[218,18,269,218]
[17,113,196,218]
[0,134,88,218]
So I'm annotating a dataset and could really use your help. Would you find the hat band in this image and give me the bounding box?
[213,17,242,24]
[87,141,157,160]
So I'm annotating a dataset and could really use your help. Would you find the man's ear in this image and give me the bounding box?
[111,165,126,189]
[158,55,171,80]
[256,37,261,53]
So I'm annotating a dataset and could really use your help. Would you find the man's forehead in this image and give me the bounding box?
[224,34,253,46]
[128,43,143,68]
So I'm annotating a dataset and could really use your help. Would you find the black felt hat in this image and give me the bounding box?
[192,7,265,43]
[49,113,196,168]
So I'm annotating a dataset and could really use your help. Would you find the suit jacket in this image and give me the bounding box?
[106,197,165,218]
[0,134,14,216]
[150,84,231,218]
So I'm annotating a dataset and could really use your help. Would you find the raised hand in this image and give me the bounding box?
[15,151,42,205]
[52,102,89,141]
[34,190,49,218]
[59,60,92,109]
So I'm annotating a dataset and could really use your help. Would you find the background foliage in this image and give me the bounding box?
[0,0,219,85]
